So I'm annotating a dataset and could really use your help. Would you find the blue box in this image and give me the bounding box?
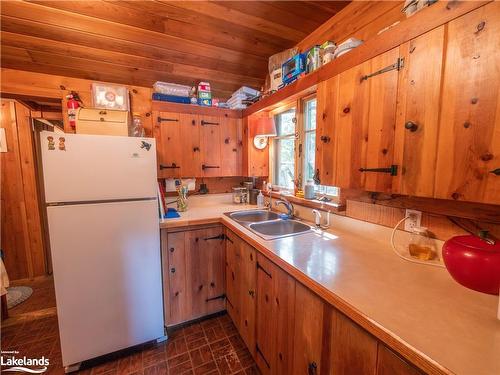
[282,54,306,84]
[152,93,191,104]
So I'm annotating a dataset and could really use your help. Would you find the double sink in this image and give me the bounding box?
[226,209,312,240]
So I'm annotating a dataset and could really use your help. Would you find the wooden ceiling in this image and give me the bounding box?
[0,1,350,98]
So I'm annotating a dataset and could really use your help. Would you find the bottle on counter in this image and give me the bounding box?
[257,190,265,208]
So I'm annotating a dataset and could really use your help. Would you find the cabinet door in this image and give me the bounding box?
[243,115,269,177]
[293,283,325,375]
[377,345,422,375]
[435,3,500,204]
[155,111,182,178]
[335,47,399,192]
[181,113,202,177]
[185,226,226,319]
[225,229,242,325]
[200,115,222,176]
[315,77,339,186]
[163,231,188,326]
[256,254,295,375]
[394,26,445,197]
[329,312,378,375]
[239,241,257,357]
[220,117,242,176]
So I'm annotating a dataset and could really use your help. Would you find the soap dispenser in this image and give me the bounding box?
[257,190,265,208]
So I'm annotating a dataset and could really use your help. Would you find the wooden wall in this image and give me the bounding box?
[1,100,46,280]
[1,68,153,135]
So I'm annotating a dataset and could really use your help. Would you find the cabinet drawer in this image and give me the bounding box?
[76,108,129,136]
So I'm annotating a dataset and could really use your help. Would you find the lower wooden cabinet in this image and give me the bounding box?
[255,254,296,375]
[224,229,257,357]
[161,225,226,326]
[222,231,425,375]
[329,311,378,375]
[377,345,422,375]
[292,282,326,375]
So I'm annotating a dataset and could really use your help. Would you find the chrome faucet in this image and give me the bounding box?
[275,196,294,219]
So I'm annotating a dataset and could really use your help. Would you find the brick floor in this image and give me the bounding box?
[1,277,259,375]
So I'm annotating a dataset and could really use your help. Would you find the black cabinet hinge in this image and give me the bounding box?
[256,345,271,369]
[257,262,272,278]
[201,120,220,126]
[204,234,225,241]
[361,57,404,81]
[206,294,226,302]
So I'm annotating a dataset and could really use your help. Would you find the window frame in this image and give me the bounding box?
[270,93,339,199]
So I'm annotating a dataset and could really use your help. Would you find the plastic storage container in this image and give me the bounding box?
[153,81,192,97]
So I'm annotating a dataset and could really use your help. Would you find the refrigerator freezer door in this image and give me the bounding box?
[40,131,157,203]
[47,199,164,366]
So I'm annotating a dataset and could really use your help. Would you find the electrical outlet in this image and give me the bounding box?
[404,209,422,232]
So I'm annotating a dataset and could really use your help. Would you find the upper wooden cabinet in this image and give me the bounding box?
[393,26,445,198]
[154,109,244,178]
[242,115,270,177]
[314,3,500,204]
[155,111,183,178]
[434,3,500,204]
[315,77,339,187]
[317,47,400,192]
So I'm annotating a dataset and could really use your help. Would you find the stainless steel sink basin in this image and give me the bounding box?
[249,220,311,240]
[229,210,280,223]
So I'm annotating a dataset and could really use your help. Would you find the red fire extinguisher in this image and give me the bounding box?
[66,92,80,129]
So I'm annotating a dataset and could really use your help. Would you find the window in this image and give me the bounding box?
[272,108,296,189]
[271,97,338,197]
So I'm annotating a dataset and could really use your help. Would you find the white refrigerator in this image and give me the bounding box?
[39,131,165,370]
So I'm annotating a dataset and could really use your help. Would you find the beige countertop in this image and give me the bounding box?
[160,194,500,375]
[159,193,258,229]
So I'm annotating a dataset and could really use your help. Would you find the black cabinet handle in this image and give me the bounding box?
[193,147,200,152]
[248,290,255,297]
[201,120,219,126]
[157,116,178,123]
[320,135,331,143]
[405,121,418,132]
[359,165,398,176]
[204,234,225,241]
[202,164,220,170]
[308,362,318,375]
[160,163,180,169]
[490,168,500,176]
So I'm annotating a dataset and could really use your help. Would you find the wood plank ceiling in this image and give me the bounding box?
[0,1,350,98]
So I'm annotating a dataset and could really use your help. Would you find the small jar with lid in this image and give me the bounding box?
[408,227,437,261]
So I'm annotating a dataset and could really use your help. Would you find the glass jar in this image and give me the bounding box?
[232,187,246,204]
[408,227,437,261]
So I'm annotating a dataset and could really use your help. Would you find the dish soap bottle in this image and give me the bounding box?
[257,190,265,208]
[408,227,437,261]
